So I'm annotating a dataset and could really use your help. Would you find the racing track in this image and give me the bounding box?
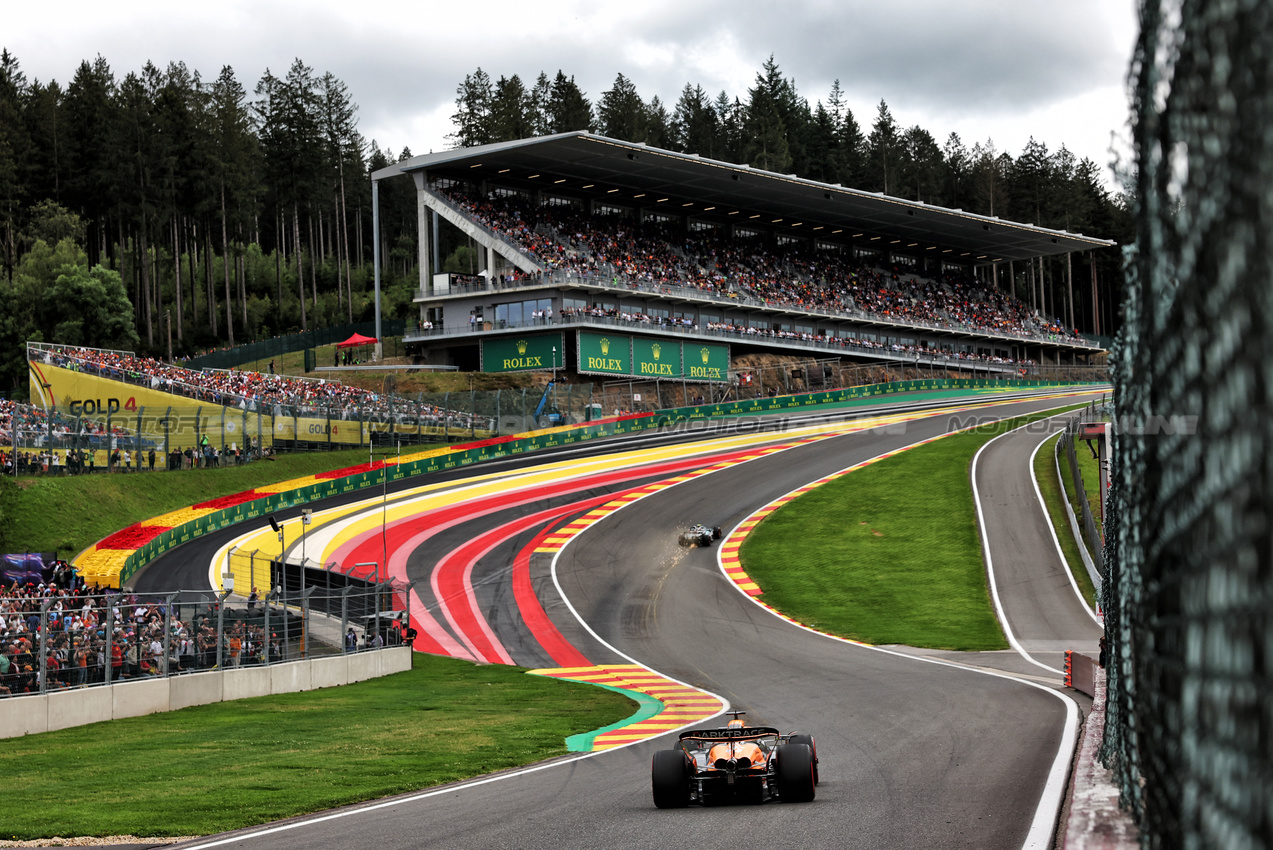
[151,389,1106,850]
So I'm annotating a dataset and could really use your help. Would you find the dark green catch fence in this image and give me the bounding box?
[1102,2,1273,847]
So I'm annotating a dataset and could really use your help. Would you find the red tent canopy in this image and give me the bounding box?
[336,333,378,348]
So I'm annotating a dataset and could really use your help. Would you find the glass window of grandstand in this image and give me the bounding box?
[749,317,769,330]
[563,296,588,315]
[494,298,555,328]
[795,323,814,335]
[700,312,720,325]
[646,306,669,321]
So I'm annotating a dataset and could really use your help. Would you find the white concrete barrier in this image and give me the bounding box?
[113,677,171,720]
[47,686,112,733]
[0,692,47,737]
[270,661,312,694]
[0,648,414,739]
[223,666,272,702]
[311,654,351,690]
[170,670,224,711]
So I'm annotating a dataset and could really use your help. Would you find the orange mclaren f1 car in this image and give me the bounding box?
[651,711,818,807]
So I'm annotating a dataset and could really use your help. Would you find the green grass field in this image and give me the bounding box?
[0,653,636,840]
[739,407,1088,650]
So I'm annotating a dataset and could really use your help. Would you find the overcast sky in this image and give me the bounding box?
[6,0,1138,189]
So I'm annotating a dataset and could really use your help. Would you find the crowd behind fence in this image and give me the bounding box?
[5,359,1111,478]
[0,577,409,699]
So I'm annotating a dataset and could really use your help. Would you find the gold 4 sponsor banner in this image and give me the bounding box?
[481,333,564,373]
[577,331,632,376]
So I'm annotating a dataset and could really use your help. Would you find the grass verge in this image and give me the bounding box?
[739,408,1085,650]
[1036,434,1099,608]
[0,653,636,840]
[0,448,428,557]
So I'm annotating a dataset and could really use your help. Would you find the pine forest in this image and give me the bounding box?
[0,50,1133,398]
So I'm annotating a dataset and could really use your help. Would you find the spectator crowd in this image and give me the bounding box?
[438,186,1084,351]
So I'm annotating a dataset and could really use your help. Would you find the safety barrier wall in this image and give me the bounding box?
[0,646,412,739]
[111,376,1101,587]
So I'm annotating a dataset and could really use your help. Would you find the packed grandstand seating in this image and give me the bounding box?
[27,345,484,434]
[437,186,1083,345]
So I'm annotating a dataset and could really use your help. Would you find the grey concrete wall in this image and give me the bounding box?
[0,647,412,739]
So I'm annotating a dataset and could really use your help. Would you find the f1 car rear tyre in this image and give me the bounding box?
[712,526,723,540]
[775,743,816,803]
[651,749,691,808]
[789,734,819,785]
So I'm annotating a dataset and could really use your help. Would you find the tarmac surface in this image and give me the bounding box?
[138,389,1107,850]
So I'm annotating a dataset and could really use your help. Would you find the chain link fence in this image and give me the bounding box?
[0,581,406,699]
[1100,3,1273,846]
[183,320,408,372]
[1056,401,1109,592]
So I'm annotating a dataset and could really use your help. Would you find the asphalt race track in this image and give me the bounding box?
[153,389,1106,850]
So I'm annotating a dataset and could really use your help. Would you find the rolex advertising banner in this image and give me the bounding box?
[481,332,564,373]
[683,342,729,382]
[577,331,632,376]
[577,332,728,381]
[632,337,681,378]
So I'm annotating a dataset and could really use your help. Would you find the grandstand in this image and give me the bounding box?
[370,132,1114,380]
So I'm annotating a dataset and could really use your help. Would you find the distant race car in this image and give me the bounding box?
[678,523,723,547]
[651,711,818,807]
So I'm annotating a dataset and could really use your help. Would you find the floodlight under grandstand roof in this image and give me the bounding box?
[371,132,1115,263]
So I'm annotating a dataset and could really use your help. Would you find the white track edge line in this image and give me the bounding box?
[1028,431,1103,626]
[971,427,1067,676]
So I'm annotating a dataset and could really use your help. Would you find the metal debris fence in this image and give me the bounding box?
[0,582,405,700]
[1100,2,1273,847]
[1056,402,1107,591]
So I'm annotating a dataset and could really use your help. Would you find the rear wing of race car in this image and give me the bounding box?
[679,726,782,740]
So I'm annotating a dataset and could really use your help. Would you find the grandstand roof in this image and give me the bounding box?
[372,132,1115,264]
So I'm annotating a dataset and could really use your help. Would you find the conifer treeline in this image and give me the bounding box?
[0,50,408,366]
[0,49,1130,382]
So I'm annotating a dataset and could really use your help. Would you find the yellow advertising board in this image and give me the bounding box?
[26,360,484,450]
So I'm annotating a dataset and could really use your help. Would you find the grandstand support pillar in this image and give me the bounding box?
[413,171,431,297]
[372,178,383,362]
[487,244,496,286]
[432,209,440,278]
[163,407,171,470]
